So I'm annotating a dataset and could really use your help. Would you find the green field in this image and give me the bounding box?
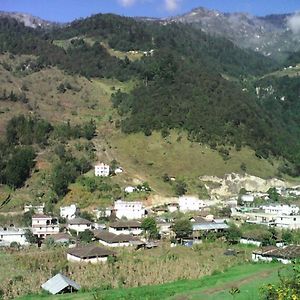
[18,263,283,300]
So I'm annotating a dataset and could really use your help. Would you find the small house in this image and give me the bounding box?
[32,214,59,238]
[0,227,28,246]
[67,245,115,263]
[67,217,93,234]
[108,221,142,236]
[41,273,80,295]
[94,163,110,177]
[60,204,78,220]
[114,200,145,220]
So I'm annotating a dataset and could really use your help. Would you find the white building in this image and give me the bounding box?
[178,196,207,212]
[24,203,44,214]
[240,194,255,203]
[94,163,110,177]
[274,215,300,229]
[67,217,93,234]
[67,245,115,263]
[124,186,135,193]
[32,215,59,238]
[0,228,28,246]
[108,221,142,236]
[114,200,145,220]
[261,204,299,216]
[60,204,78,220]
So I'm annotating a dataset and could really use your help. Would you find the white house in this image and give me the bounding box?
[114,200,145,220]
[67,217,93,234]
[108,221,142,236]
[114,167,123,174]
[124,186,135,193]
[24,203,44,214]
[240,194,255,203]
[0,228,28,246]
[261,204,299,216]
[32,214,59,238]
[60,204,78,220]
[252,245,300,264]
[274,215,300,229]
[94,163,110,177]
[178,196,207,212]
[94,230,142,247]
[67,245,115,263]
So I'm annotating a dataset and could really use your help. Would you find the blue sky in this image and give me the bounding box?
[1,0,300,22]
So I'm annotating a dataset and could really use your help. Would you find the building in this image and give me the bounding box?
[157,222,174,238]
[261,204,299,216]
[46,233,75,245]
[24,203,44,214]
[178,196,207,212]
[114,200,145,220]
[0,228,28,246]
[274,215,300,229]
[252,245,300,264]
[60,204,78,220]
[67,217,93,234]
[32,215,59,238]
[124,186,135,193]
[41,273,80,295]
[93,230,143,247]
[67,245,115,263]
[94,163,110,177]
[240,194,255,203]
[108,221,142,236]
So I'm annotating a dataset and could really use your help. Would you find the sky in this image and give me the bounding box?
[0,0,300,23]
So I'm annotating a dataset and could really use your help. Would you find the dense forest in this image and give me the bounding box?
[1,13,300,175]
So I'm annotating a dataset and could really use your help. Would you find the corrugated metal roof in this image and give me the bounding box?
[41,273,80,295]
[193,223,229,231]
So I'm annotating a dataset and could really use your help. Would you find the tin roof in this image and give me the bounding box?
[41,273,80,295]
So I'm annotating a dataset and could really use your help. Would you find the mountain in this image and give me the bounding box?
[0,11,59,28]
[168,7,299,61]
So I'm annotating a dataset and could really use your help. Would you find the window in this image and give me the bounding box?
[294,218,296,221]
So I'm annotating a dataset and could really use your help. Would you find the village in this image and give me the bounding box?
[0,162,300,297]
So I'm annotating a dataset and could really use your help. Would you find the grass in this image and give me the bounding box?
[17,262,283,300]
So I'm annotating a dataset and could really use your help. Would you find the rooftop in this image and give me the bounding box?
[93,230,140,243]
[253,245,300,259]
[68,217,92,225]
[67,245,115,258]
[109,221,141,228]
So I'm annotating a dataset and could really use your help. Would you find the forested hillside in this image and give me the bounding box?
[0,12,300,186]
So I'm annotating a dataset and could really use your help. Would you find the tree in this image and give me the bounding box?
[78,229,94,243]
[79,211,94,222]
[225,223,242,244]
[172,218,192,242]
[24,229,37,244]
[141,217,158,240]
[267,187,280,202]
[174,180,187,196]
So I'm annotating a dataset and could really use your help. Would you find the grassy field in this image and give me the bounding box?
[0,242,257,299]
[17,262,283,300]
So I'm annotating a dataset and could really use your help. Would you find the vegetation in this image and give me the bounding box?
[141,217,158,240]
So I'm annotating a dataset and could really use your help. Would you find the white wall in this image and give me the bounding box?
[95,164,110,177]
[114,200,144,220]
[68,224,91,233]
[240,238,261,247]
[98,240,130,247]
[108,227,142,236]
[67,253,108,263]
[0,230,28,245]
[178,196,206,212]
[60,205,77,219]
[275,215,300,229]
[252,253,291,264]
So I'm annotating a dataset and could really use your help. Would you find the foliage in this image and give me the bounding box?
[24,229,37,244]
[141,217,158,240]
[225,223,242,244]
[174,180,187,196]
[172,218,192,240]
[79,211,94,222]
[261,262,300,300]
[78,229,94,243]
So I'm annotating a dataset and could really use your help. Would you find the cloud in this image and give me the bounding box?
[287,12,300,34]
[118,0,136,7]
[164,0,180,12]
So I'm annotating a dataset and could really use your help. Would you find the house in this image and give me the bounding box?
[60,204,78,220]
[252,245,300,264]
[114,200,145,220]
[67,245,115,263]
[114,167,123,174]
[167,203,178,213]
[178,196,207,212]
[124,186,135,193]
[94,163,110,177]
[240,194,255,203]
[261,204,299,216]
[244,212,276,226]
[46,233,75,245]
[32,214,59,238]
[108,221,142,236]
[274,215,300,229]
[157,222,174,238]
[94,207,113,219]
[93,230,143,247]
[67,217,93,234]
[41,273,80,295]
[24,203,44,214]
[0,227,28,246]
[191,217,229,239]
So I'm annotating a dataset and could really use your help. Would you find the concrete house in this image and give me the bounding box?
[178,196,207,212]
[0,228,28,246]
[93,230,143,247]
[108,221,142,236]
[32,214,59,238]
[60,204,78,220]
[114,200,145,220]
[261,204,299,216]
[67,217,93,234]
[274,215,300,229]
[94,163,110,177]
[67,245,115,263]
[252,245,300,264]
[41,273,80,295]
[24,203,45,214]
